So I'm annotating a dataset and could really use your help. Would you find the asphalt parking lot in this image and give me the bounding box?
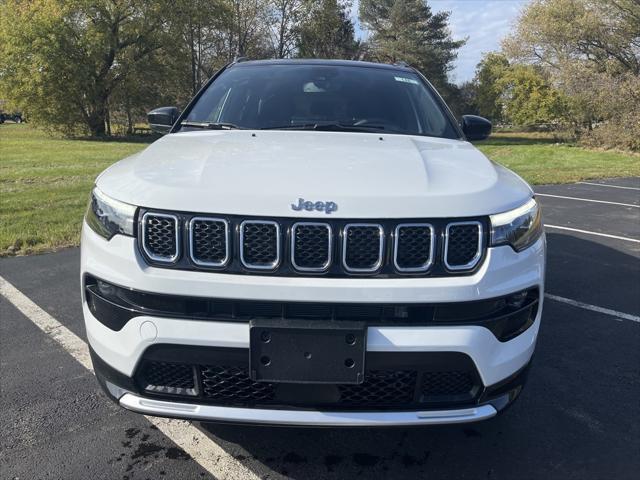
[1,177,639,480]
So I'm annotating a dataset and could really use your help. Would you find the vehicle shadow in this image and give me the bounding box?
[195,234,640,479]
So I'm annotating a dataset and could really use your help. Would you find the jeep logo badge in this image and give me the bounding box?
[291,198,338,214]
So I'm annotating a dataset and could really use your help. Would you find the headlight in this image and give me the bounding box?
[490,198,542,252]
[85,187,136,239]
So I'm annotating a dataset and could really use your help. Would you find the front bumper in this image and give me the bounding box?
[91,345,530,426]
[81,224,545,425]
[119,394,498,426]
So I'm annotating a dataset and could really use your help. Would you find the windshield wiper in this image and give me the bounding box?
[260,123,390,133]
[181,121,243,130]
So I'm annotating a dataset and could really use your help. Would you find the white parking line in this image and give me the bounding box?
[0,275,259,480]
[544,224,640,243]
[545,294,640,324]
[577,182,640,191]
[536,193,639,208]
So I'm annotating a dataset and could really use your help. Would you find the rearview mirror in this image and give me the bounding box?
[461,115,492,141]
[148,107,180,134]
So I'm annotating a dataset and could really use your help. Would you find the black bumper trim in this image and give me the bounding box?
[84,274,539,342]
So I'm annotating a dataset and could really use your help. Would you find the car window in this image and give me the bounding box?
[183,64,459,139]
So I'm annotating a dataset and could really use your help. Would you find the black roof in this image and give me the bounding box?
[230,58,414,72]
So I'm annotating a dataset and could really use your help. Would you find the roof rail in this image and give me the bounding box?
[233,56,250,64]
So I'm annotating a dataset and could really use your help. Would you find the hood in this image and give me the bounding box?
[96,130,532,218]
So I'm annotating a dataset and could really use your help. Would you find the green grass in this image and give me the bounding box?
[1,124,149,255]
[476,132,640,184]
[1,125,638,256]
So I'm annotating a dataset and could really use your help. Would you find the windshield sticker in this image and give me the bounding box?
[394,76,419,85]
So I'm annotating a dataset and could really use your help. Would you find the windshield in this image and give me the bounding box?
[181,64,460,139]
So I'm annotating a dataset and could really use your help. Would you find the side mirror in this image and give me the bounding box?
[461,115,492,141]
[147,106,180,134]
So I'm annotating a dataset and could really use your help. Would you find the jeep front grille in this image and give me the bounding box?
[394,224,434,272]
[139,210,487,277]
[240,220,280,269]
[141,213,179,262]
[444,221,483,270]
[291,222,332,271]
[189,217,229,267]
[342,224,384,272]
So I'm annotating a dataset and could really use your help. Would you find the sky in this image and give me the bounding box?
[351,0,529,84]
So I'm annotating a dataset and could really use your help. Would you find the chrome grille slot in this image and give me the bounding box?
[445,221,482,270]
[189,217,229,267]
[394,223,434,272]
[240,220,280,270]
[291,222,332,272]
[342,224,384,273]
[142,212,179,262]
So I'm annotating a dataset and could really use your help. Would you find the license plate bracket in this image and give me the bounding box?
[249,320,366,384]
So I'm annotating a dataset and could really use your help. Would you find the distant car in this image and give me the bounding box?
[0,112,23,123]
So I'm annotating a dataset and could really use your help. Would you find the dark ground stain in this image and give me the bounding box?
[131,442,164,460]
[165,447,191,460]
[121,441,131,448]
[463,428,482,438]
[282,452,307,464]
[141,433,150,442]
[125,427,140,439]
[353,453,380,467]
[324,454,344,471]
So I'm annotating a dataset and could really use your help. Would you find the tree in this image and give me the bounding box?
[497,65,567,126]
[473,53,510,123]
[358,0,464,90]
[0,0,173,136]
[501,0,640,149]
[269,0,306,58]
[445,81,478,118]
[226,0,273,59]
[171,0,231,96]
[503,0,640,75]
[297,0,359,59]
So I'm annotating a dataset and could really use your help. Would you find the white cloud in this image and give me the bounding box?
[351,0,528,84]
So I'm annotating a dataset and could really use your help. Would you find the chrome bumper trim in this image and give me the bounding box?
[119,393,497,426]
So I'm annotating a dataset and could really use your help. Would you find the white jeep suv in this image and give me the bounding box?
[81,59,545,426]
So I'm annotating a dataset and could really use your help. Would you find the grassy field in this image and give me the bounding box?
[1,125,148,255]
[1,124,639,256]
[476,132,640,184]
